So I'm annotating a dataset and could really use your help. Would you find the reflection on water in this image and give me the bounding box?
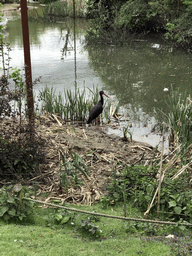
[5,14,102,94]
[3,11,192,150]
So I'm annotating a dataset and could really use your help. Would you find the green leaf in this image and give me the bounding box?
[7,197,15,204]
[113,192,120,199]
[8,208,16,216]
[3,213,10,221]
[55,214,63,221]
[0,206,9,217]
[61,216,70,224]
[168,200,176,208]
[174,206,182,214]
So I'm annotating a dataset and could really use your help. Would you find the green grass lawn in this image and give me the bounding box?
[0,202,179,256]
[0,224,172,256]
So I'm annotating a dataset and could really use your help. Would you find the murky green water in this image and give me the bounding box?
[3,10,192,149]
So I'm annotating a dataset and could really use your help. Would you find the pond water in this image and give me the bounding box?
[2,9,192,151]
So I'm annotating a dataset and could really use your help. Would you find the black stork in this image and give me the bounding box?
[87,91,109,124]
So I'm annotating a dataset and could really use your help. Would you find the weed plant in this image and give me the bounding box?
[101,165,192,223]
[0,185,34,222]
[59,152,88,191]
[123,125,132,141]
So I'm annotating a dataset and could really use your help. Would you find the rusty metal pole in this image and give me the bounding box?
[20,0,34,134]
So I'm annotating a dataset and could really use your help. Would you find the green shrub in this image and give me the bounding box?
[0,185,34,222]
[103,165,192,222]
[115,0,152,30]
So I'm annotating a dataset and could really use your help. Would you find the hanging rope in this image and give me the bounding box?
[25,198,192,227]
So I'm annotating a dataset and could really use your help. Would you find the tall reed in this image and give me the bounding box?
[156,87,192,149]
[39,86,104,122]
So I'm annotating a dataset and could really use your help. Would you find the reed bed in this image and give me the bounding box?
[28,0,86,20]
[156,88,192,153]
[39,86,110,123]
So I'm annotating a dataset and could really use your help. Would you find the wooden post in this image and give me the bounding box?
[20,0,34,134]
[73,0,77,87]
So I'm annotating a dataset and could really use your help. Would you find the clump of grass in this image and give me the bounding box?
[64,88,89,121]
[45,1,69,17]
[39,86,109,123]
[156,87,192,150]
[40,86,89,121]
[123,125,132,142]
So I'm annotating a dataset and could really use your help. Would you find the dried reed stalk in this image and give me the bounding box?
[144,153,178,216]
[172,161,192,180]
[157,123,165,215]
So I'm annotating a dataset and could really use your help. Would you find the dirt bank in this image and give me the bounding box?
[0,3,20,13]
[29,113,158,205]
[0,113,159,205]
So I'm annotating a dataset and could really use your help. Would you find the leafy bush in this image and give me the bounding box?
[102,165,192,222]
[164,1,192,46]
[0,185,34,222]
[43,208,76,228]
[85,0,192,47]
[115,0,152,31]
[43,206,102,238]
[0,133,45,178]
[80,216,102,238]
[0,43,45,178]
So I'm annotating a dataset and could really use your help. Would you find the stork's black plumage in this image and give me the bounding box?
[87,91,109,124]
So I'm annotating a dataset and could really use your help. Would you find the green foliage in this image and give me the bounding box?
[0,41,44,178]
[102,165,192,222]
[123,125,132,141]
[10,68,24,90]
[115,0,152,30]
[40,85,109,123]
[85,0,192,47]
[40,86,90,121]
[60,152,88,191]
[0,185,34,222]
[126,221,158,236]
[157,87,192,148]
[44,1,68,17]
[0,126,45,177]
[30,0,86,19]
[9,68,25,119]
[43,208,76,228]
[80,216,102,238]
[43,206,102,238]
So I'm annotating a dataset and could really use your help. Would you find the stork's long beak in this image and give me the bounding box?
[103,92,109,98]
